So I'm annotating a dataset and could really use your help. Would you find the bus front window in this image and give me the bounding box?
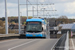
[26,22,42,32]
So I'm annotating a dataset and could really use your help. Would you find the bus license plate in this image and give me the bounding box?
[33,35,36,36]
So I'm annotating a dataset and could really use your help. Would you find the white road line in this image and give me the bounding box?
[51,39,59,50]
[8,39,40,50]
[71,38,75,50]
[0,39,19,44]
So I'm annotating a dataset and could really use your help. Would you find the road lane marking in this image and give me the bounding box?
[71,38,75,50]
[0,39,19,44]
[51,39,59,50]
[8,39,40,50]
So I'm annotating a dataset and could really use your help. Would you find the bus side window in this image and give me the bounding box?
[24,26,26,33]
[24,26,26,29]
[42,27,43,31]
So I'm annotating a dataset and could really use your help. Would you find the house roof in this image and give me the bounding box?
[59,23,75,30]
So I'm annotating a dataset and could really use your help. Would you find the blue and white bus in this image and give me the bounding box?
[25,18,47,38]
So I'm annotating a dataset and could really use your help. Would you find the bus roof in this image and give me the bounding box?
[26,18,42,22]
[26,18,47,24]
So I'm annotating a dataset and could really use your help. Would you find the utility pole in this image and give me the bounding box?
[18,0,21,34]
[46,12,50,38]
[37,0,38,18]
[32,6,34,18]
[5,0,8,34]
[49,15,51,38]
[26,0,28,19]
[20,12,22,25]
[43,8,45,18]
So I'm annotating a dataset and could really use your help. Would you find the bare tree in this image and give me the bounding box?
[57,16,69,24]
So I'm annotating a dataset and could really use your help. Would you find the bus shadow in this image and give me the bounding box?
[19,36,46,39]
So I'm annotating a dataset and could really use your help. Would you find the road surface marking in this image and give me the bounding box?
[51,39,58,50]
[71,38,75,50]
[8,39,40,50]
[0,39,19,44]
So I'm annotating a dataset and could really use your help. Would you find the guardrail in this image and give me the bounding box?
[65,31,69,50]
[52,31,69,50]
[0,34,20,41]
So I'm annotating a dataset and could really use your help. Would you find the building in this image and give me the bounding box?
[58,23,75,34]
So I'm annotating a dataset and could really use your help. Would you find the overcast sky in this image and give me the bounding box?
[0,0,75,18]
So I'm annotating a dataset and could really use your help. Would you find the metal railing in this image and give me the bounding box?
[52,31,69,50]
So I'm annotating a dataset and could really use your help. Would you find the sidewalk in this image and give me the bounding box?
[69,39,75,50]
[0,34,19,37]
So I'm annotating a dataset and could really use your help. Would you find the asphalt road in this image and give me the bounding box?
[0,39,58,50]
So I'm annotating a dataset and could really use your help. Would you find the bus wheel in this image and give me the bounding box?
[19,34,26,39]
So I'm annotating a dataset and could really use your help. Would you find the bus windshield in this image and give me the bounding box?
[26,22,42,32]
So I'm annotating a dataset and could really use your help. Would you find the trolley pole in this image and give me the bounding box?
[5,0,8,34]
[18,0,21,34]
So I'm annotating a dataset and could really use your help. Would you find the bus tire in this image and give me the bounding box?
[19,34,26,39]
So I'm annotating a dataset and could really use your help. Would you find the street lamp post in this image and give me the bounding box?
[5,0,8,34]
[26,0,28,19]
[18,0,21,34]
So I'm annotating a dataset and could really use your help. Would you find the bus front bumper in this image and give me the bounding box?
[26,34,46,37]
